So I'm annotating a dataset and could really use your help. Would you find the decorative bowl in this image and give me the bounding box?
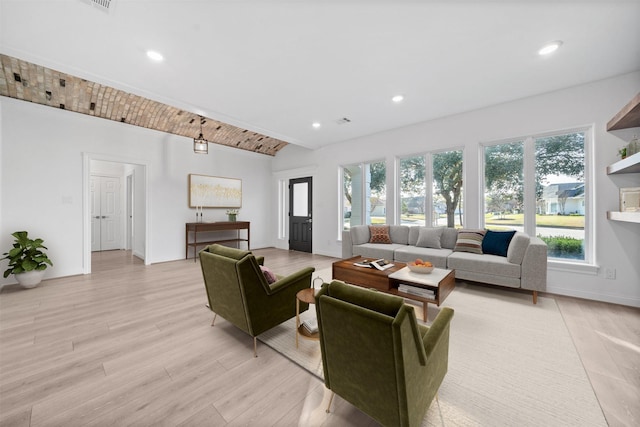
[407,263,434,274]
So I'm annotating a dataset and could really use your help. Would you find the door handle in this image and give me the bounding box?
[94,216,100,219]
[101,216,107,219]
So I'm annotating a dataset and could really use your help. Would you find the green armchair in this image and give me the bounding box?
[199,244,315,356]
[315,280,454,427]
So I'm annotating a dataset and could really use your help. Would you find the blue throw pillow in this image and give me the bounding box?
[482,230,516,257]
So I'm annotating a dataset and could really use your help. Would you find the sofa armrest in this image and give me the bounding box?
[423,307,454,360]
[268,267,315,294]
[521,237,547,291]
[342,230,353,258]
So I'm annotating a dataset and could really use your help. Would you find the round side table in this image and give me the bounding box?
[295,287,319,348]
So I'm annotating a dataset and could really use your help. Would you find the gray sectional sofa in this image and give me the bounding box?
[342,225,547,303]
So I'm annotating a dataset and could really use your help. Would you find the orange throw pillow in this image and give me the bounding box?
[369,225,392,244]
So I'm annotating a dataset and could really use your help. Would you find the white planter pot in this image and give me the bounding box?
[15,270,46,288]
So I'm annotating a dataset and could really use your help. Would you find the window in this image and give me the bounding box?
[484,140,524,229]
[483,129,589,262]
[342,160,386,230]
[535,132,586,261]
[398,149,464,228]
[399,156,426,226]
[432,150,464,228]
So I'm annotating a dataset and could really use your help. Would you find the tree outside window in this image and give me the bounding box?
[399,156,426,226]
[432,150,464,228]
[484,141,524,224]
[483,130,587,261]
[398,150,464,228]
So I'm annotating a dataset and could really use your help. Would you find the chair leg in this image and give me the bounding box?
[325,391,335,413]
[211,313,217,326]
[435,393,445,426]
[253,337,258,358]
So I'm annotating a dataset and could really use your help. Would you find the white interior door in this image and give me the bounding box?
[126,173,134,250]
[91,177,100,252]
[91,175,121,251]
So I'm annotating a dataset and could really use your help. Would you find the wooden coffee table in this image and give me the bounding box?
[332,256,455,321]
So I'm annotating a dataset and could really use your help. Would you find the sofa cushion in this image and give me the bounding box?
[394,246,451,269]
[416,227,444,249]
[447,251,521,278]
[441,228,459,249]
[453,229,486,254]
[369,225,392,244]
[408,226,420,246]
[350,225,371,245]
[389,225,410,245]
[507,232,530,265]
[482,230,516,257]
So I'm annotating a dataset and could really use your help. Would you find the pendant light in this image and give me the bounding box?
[193,116,208,154]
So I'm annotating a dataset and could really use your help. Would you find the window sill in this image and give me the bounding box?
[547,260,598,276]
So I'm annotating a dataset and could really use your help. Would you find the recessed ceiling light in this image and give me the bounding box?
[392,95,404,103]
[538,41,563,56]
[312,122,321,129]
[146,50,164,61]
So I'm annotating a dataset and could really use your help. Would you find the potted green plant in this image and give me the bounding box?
[1,231,53,288]
[226,209,239,222]
[618,146,627,159]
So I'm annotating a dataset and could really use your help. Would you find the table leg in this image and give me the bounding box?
[295,298,300,348]
[423,302,428,323]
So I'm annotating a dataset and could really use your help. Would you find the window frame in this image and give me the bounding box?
[340,158,388,232]
[396,146,465,228]
[480,126,594,267]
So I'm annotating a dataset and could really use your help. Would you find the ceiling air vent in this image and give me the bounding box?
[335,117,351,125]
[81,0,113,12]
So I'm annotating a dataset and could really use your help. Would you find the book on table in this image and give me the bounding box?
[398,284,435,298]
[353,258,395,270]
[302,317,318,334]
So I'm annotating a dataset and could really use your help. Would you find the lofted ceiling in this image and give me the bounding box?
[1,0,639,154]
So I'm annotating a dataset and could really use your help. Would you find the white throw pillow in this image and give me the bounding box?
[416,227,444,249]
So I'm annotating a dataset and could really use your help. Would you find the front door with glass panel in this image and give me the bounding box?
[289,177,312,253]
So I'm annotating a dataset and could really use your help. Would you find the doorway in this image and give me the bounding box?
[84,154,148,274]
[289,177,312,253]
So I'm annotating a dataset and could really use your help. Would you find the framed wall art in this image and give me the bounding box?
[620,187,640,212]
[189,174,242,208]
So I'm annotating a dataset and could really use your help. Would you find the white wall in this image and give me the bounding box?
[273,72,640,307]
[0,97,274,286]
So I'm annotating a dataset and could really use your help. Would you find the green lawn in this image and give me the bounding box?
[485,213,584,228]
[364,213,584,229]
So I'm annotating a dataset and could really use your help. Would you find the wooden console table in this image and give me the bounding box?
[185,221,250,261]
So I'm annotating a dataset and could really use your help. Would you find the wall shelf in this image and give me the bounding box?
[606,211,640,223]
[607,92,640,131]
[606,94,640,223]
[607,152,640,174]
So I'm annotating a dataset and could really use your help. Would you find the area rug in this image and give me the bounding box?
[258,277,607,426]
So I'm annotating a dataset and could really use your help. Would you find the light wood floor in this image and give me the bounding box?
[1,248,638,426]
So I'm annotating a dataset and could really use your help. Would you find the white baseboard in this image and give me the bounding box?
[546,285,640,308]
